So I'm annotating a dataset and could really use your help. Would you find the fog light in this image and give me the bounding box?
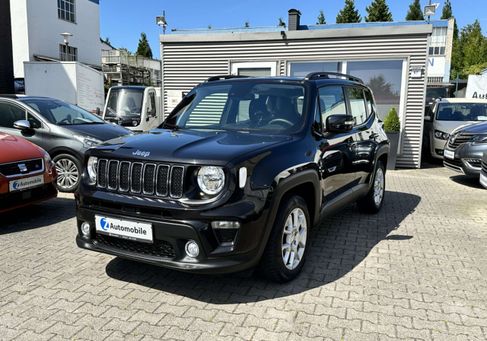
[80,222,91,238]
[211,221,241,229]
[185,240,199,258]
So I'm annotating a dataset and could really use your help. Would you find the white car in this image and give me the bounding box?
[424,98,487,159]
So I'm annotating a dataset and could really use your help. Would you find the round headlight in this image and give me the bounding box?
[87,156,98,184]
[197,166,225,195]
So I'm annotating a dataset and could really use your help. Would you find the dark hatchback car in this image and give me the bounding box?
[443,121,487,177]
[0,96,131,192]
[76,73,389,282]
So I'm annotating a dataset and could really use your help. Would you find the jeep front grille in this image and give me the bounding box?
[447,133,475,149]
[96,159,185,199]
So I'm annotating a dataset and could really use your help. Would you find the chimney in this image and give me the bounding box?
[288,9,301,31]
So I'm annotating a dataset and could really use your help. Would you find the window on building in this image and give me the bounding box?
[290,62,341,77]
[58,0,76,23]
[347,60,403,121]
[429,27,447,56]
[59,44,78,61]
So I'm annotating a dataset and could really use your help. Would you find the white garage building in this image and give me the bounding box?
[160,10,453,168]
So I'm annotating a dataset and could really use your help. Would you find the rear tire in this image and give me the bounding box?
[258,195,310,283]
[357,161,386,214]
[53,154,81,193]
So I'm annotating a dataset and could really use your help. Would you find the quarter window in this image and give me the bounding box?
[58,0,76,23]
[318,86,346,122]
[0,103,26,128]
[346,87,368,126]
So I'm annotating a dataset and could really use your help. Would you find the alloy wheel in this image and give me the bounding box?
[373,167,385,207]
[55,158,80,191]
[281,207,307,270]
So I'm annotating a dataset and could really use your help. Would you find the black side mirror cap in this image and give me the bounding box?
[326,114,355,133]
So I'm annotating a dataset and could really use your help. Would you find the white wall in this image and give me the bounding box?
[10,0,101,78]
[10,0,30,78]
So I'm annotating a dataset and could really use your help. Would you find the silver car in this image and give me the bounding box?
[424,98,487,159]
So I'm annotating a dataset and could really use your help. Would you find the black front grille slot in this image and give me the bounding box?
[97,159,108,188]
[94,234,176,259]
[108,160,119,189]
[482,160,487,173]
[156,165,169,196]
[131,163,143,193]
[119,162,130,192]
[170,166,184,198]
[96,159,186,199]
[143,164,156,194]
[0,158,43,177]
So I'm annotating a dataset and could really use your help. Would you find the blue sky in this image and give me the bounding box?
[100,0,487,59]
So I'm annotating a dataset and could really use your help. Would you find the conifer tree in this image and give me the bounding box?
[365,0,393,22]
[317,10,326,25]
[136,33,153,59]
[336,0,362,24]
[405,0,424,21]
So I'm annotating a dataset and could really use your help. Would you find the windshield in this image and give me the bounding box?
[105,88,144,118]
[436,102,487,122]
[163,82,306,133]
[21,98,105,125]
[426,88,448,100]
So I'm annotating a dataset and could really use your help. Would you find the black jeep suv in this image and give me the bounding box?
[76,73,389,282]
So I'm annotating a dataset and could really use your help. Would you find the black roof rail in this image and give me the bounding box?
[305,72,363,84]
[206,75,250,82]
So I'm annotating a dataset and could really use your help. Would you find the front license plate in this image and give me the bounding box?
[444,149,455,160]
[95,215,153,243]
[9,175,44,192]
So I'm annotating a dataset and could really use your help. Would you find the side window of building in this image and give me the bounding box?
[346,87,368,126]
[0,102,26,128]
[58,0,76,23]
[318,86,347,123]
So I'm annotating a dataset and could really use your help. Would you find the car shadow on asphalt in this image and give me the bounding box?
[0,197,76,234]
[449,175,484,190]
[105,190,420,303]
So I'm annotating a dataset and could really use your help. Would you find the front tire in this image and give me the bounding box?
[357,160,386,214]
[258,196,310,283]
[53,154,81,193]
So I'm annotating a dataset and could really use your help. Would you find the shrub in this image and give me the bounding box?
[383,107,400,133]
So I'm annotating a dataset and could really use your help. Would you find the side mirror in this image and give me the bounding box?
[424,115,432,121]
[13,120,32,131]
[326,115,355,133]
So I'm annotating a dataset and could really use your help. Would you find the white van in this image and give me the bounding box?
[424,98,487,159]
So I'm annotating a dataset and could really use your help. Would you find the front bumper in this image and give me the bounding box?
[431,137,448,159]
[443,144,485,177]
[76,195,271,274]
[0,182,57,214]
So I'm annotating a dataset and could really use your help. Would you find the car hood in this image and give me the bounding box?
[93,129,293,165]
[64,123,131,141]
[455,121,487,135]
[0,132,43,164]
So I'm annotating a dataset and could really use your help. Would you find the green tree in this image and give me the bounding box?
[136,32,153,59]
[365,0,393,22]
[317,10,326,25]
[118,47,132,56]
[460,21,487,69]
[244,21,250,28]
[405,0,424,21]
[441,0,458,38]
[336,0,361,24]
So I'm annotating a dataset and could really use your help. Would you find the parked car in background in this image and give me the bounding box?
[102,86,164,132]
[0,96,132,192]
[0,132,57,213]
[424,98,487,159]
[443,121,487,177]
[480,152,487,189]
[76,73,389,282]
